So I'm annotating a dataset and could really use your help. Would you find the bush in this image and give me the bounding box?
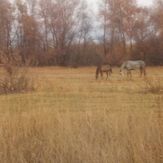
[0,64,36,94]
[144,77,163,94]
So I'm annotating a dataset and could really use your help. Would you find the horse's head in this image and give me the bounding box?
[119,69,123,76]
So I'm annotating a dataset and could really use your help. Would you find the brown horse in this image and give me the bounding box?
[96,65,112,80]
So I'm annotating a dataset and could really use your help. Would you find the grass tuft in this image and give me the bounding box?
[144,77,163,94]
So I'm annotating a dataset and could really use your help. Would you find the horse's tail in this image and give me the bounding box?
[96,67,100,79]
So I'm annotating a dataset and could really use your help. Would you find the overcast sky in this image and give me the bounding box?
[87,0,154,12]
[137,0,153,6]
[93,0,153,6]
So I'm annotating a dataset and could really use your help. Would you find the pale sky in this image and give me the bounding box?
[137,0,153,6]
[87,0,154,10]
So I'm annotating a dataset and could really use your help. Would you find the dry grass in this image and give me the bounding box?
[0,66,163,163]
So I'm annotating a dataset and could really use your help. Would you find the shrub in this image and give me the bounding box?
[0,64,36,94]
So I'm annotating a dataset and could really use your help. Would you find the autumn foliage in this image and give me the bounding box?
[0,0,162,67]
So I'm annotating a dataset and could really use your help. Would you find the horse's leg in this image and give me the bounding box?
[106,72,108,80]
[129,71,132,77]
[100,71,103,79]
[127,71,129,77]
[144,68,146,77]
[127,70,131,77]
[109,70,111,76]
[139,67,142,77]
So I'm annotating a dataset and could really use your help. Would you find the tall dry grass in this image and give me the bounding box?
[0,66,163,163]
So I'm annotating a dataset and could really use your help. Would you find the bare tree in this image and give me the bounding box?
[12,0,39,66]
[98,0,138,62]
[38,0,92,66]
[132,7,152,62]
[0,0,14,61]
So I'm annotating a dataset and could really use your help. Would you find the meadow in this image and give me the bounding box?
[0,66,163,163]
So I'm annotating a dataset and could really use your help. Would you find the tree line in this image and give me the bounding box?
[0,0,162,67]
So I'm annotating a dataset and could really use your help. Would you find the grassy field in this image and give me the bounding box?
[0,66,163,163]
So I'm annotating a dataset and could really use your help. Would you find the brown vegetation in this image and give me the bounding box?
[0,0,162,67]
[0,64,37,94]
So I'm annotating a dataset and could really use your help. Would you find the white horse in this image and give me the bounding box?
[119,60,146,77]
